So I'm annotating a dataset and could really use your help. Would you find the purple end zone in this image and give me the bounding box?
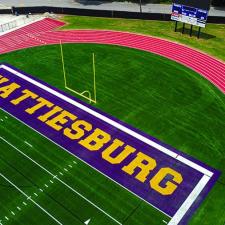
[0,63,220,224]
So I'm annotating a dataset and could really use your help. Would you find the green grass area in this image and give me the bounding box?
[0,43,225,225]
[61,16,225,62]
[0,119,167,225]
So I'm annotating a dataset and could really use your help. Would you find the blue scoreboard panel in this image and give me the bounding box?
[171,3,208,27]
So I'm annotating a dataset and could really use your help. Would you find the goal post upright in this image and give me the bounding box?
[60,39,67,87]
[92,52,97,103]
[59,40,97,104]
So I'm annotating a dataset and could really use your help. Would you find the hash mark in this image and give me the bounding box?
[34,193,38,197]
[24,141,33,148]
[16,206,21,211]
[44,184,48,188]
[64,168,68,172]
[22,202,27,206]
[10,211,15,216]
[5,216,9,220]
[50,180,54,184]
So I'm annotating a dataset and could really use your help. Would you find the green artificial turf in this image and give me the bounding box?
[61,15,225,62]
[0,43,225,225]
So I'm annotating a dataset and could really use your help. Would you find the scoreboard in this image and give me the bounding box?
[171,3,208,27]
[171,0,210,28]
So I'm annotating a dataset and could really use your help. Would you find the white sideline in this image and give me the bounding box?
[0,173,63,225]
[0,137,122,225]
[0,64,215,224]
[0,64,213,177]
[0,97,171,218]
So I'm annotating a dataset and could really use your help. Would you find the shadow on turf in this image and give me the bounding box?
[176,27,216,40]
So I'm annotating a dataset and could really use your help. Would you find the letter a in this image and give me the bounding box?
[0,83,21,99]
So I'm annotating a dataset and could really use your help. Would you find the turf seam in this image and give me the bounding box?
[0,152,85,225]
[121,200,143,224]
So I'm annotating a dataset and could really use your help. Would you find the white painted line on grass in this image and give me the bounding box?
[176,156,213,177]
[24,141,33,148]
[168,175,210,225]
[2,65,179,159]
[0,111,170,218]
[0,173,63,225]
[0,64,216,223]
[0,137,122,225]
[1,64,214,174]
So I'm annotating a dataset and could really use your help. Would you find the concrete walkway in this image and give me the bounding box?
[0,0,224,16]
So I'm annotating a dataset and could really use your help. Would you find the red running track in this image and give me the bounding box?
[0,18,225,94]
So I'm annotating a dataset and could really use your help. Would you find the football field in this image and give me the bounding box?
[0,43,225,225]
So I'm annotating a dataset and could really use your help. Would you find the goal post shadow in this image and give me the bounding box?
[59,40,97,104]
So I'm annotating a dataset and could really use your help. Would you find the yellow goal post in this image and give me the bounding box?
[59,40,97,104]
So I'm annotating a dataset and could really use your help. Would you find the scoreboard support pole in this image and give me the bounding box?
[190,25,193,37]
[197,27,201,39]
[182,23,185,34]
[139,0,142,13]
[174,21,178,32]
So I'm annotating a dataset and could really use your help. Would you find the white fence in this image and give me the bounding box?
[0,15,42,33]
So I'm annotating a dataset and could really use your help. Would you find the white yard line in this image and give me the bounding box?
[0,64,216,224]
[0,173,63,225]
[1,159,77,224]
[0,137,122,225]
[0,109,170,218]
[24,141,33,148]
[1,64,213,177]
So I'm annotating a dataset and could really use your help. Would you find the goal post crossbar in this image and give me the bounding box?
[59,40,97,104]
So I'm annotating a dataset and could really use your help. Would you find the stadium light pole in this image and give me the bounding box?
[139,0,142,13]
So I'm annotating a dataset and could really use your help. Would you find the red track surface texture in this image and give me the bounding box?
[0,18,225,93]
